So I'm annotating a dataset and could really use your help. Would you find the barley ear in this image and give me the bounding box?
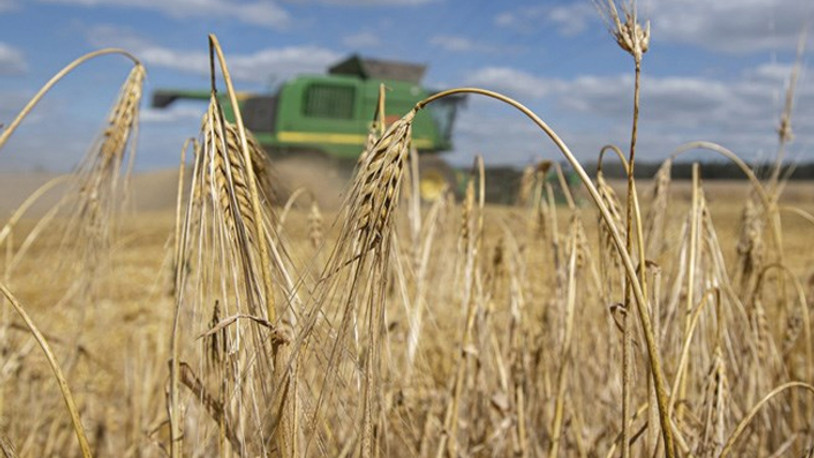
[597,0,650,62]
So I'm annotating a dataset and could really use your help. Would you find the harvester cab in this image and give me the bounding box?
[152,54,466,201]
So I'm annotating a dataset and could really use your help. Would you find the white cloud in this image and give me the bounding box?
[429,35,504,53]
[547,4,596,36]
[86,26,341,83]
[283,0,434,5]
[461,62,814,162]
[647,0,812,53]
[140,46,340,83]
[494,12,512,27]
[0,42,27,74]
[465,67,558,99]
[495,3,596,36]
[140,106,203,124]
[495,0,811,54]
[561,75,736,126]
[429,35,474,52]
[748,62,799,82]
[0,0,17,12]
[226,47,341,82]
[41,0,290,28]
[342,31,381,49]
[466,64,810,122]
[448,103,551,166]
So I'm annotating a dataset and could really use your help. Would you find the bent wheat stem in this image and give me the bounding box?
[720,382,814,457]
[0,49,140,152]
[417,87,675,456]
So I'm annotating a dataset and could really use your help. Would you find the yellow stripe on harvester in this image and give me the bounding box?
[277,131,434,149]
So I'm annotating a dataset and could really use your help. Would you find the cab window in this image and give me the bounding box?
[303,84,355,119]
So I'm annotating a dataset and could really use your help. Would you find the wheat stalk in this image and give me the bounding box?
[0,283,92,458]
[438,156,485,457]
[643,159,672,258]
[419,86,675,454]
[549,215,582,457]
[290,108,415,457]
[168,34,300,458]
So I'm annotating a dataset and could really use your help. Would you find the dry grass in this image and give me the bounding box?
[1,15,814,458]
[1,178,813,456]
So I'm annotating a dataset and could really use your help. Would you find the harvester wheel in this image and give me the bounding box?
[418,155,457,202]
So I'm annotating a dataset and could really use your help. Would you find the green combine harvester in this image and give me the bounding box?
[153,54,465,200]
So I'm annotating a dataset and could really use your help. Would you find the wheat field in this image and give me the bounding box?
[1,6,814,457]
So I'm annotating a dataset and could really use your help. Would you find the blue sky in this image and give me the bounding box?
[0,0,812,171]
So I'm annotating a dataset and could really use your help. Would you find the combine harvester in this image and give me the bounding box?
[153,54,466,202]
